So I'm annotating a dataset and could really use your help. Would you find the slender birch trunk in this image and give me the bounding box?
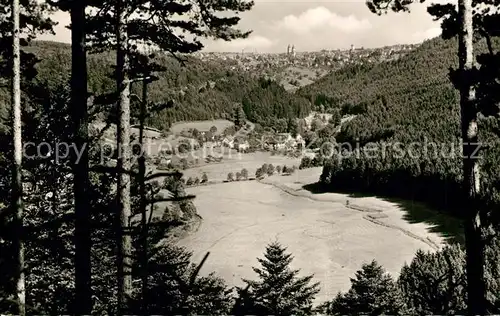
[11,0,25,314]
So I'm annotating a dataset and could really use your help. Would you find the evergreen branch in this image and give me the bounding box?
[0,294,42,314]
[479,27,494,55]
[90,165,139,177]
[189,251,210,287]
[147,194,195,204]
[91,119,114,143]
[148,199,154,226]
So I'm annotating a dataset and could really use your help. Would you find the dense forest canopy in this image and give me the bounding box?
[298,38,457,107]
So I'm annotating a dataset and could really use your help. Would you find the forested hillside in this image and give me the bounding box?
[11,41,312,130]
[298,38,456,106]
[298,38,461,144]
[298,37,500,214]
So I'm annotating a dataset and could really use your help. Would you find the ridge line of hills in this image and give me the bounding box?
[0,39,419,132]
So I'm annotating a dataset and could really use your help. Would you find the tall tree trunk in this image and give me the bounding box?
[116,0,132,313]
[70,3,92,314]
[458,0,487,313]
[11,0,25,314]
[139,73,148,314]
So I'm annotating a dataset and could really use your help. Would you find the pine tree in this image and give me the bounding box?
[287,118,298,138]
[115,1,133,311]
[322,260,407,316]
[241,168,248,180]
[85,0,253,312]
[255,168,263,179]
[143,245,233,315]
[234,242,320,316]
[267,164,275,176]
[0,1,52,314]
[45,1,94,312]
[261,164,269,175]
[70,2,93,312]
[365,0,499,312]
[234,104,246,127]
[398,245,467,315]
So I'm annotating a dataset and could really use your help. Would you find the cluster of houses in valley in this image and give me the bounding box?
[185,125,306,153]
[147,124,310,171]
[221,136,250,152]
[262,133,305,151]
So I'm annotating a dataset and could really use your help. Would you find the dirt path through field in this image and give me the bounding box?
[178,168,447,304]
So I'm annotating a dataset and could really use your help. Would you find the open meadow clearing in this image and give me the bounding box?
[170,119,234,135]
[182,151,301,181]
[178,167,450,304]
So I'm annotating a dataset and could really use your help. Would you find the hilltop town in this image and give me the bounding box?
[193,43,419,90]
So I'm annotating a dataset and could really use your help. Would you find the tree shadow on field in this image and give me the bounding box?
[302,182,464,245]
[302,182,329,194]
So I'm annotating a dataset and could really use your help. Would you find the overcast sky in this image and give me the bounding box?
[38,0,446,53]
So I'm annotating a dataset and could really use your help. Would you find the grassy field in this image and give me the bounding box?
[182,152,301,182]
[170,119,234,136]
[178,167,448,304]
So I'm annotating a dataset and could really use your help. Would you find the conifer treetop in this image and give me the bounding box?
[236,241,320,316]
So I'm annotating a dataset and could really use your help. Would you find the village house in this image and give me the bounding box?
[199,130,215,142]
[155,149,172,166]
[234,137,250,152]
[295,134,305,149]
[275,133,293,150]
[222,135,235,148]
[156,156,172,166]
[261,132,305,151]
[238,141,250,152]
[262,137,277,150]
